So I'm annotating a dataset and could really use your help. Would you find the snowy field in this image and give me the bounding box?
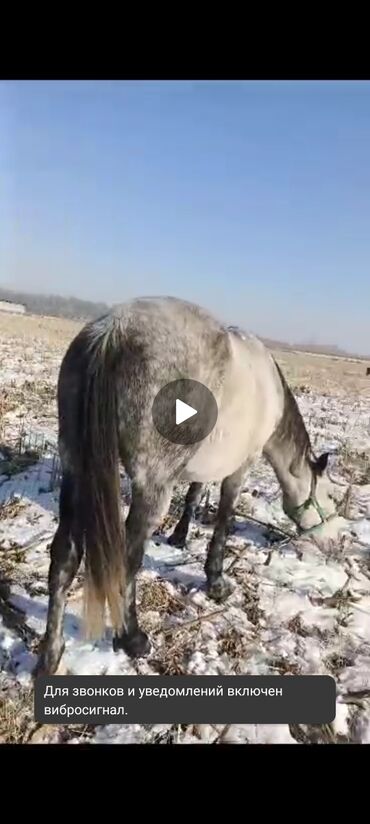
[1,313,370,745]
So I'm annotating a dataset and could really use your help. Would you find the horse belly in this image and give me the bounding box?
[182,432,252,482]
[182,391,262,482]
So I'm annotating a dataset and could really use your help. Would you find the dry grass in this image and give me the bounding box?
[288,722,346,745]
[0,497,27,521]
[337,447,370,485]
[138,577,186,616]
[0,380,56,417]
[0,391,12,439]
[325,652,354,675]
[0,690,95,744]
[0,446,41,478]
[219,626,248,658]
[231,572,263,626]
[286,613,311,638]
[243,586,263,626]
[273,348,370,398]
[269,657,301,675]
[0,312,82,347]
[151,630,196,675]
[0,687,34,744]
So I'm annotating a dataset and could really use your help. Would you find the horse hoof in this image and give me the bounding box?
[167,532,187,549]
[207,577,233,603]
[33,643,65,679]
[33,658,47,679]
[113,629,151,659]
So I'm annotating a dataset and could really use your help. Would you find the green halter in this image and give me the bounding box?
[285,471,335,535]
[287,493,327,524]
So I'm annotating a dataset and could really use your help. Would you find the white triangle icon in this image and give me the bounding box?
[176,398,197,425]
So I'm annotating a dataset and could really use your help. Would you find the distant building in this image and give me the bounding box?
[0,300,26,315]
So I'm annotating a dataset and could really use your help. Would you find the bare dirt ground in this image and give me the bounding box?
[1,313,370,745]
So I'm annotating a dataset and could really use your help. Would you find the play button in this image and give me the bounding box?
[176,399,197,425]
[152,378,218,445]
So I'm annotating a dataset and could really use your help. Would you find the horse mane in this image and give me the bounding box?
[272,359,313,471]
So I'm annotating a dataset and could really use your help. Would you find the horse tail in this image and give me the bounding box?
[76,314,126,639]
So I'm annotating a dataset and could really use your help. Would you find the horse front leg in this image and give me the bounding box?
[205,464,245,602]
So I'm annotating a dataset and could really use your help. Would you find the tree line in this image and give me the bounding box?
[0,287,110,320]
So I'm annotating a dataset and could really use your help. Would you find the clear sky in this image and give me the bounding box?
[1,80,370,353]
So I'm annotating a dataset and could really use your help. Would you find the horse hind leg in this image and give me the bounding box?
[113,474,173,658]
[34,471,83,676]
[205,464,245,602]
[167,482,203,548]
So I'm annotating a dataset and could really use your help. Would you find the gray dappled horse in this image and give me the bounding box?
[35,297,337,676]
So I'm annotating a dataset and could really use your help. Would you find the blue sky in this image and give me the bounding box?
[1,80,370,353]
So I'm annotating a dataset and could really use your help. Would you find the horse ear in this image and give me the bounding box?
[314,452,330,475]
